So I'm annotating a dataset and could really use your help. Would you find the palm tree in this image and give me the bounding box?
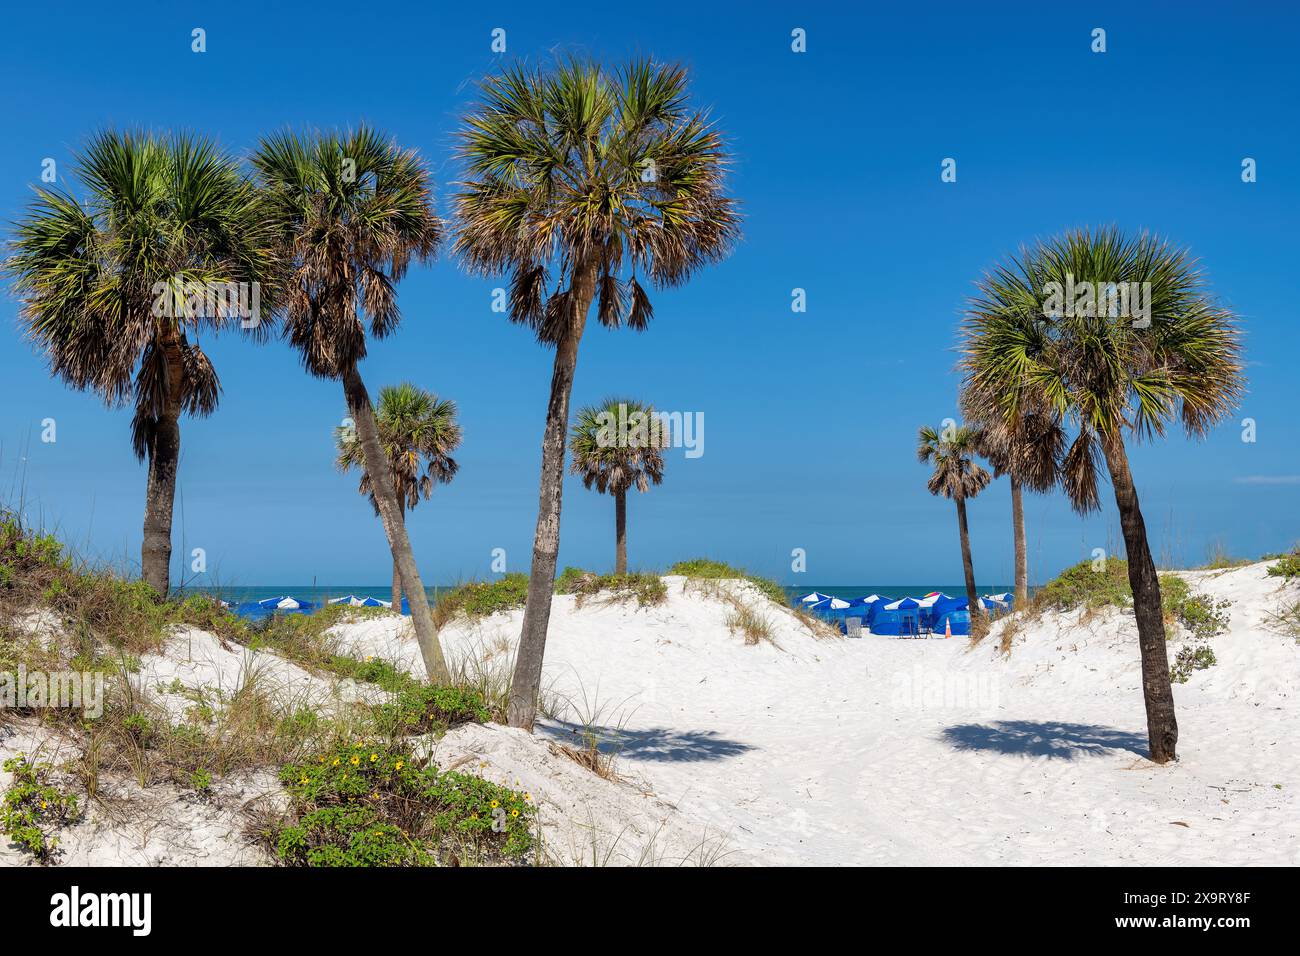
[252,127,451,683]
[917,423,991,615]
[6,130,276,597]
[336,383,461,608]
[959,227,1244,764]
[453,58,740,730]
[569,398,668,574]
[965,403,1065,603]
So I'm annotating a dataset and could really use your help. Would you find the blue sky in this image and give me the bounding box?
[0,0,1296,588]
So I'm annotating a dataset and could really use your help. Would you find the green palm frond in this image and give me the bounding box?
[453,58,741,345]
[917,423,990,502]
[569,397,668,495]
[335,382,462,514]
[959,226,1245,514]
[5,129,278,460]
[252,126,443,378]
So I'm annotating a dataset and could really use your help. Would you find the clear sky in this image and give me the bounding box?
[0,0,1296,588]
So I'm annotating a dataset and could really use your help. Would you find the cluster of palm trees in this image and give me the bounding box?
[920,227,1244,764]
[4,58,738,731]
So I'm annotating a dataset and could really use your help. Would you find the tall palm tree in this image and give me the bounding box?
[569,398,668,574]
[917,423,991,615]
[6,130,276,597]
[965,403,1065,603]
[336,383,461,608]
[453,58,740,730]
[252,127,451,683]
[959,227,1244,764]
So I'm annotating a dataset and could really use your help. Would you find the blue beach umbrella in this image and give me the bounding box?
[328,595,392,609]
[798,591,835,605]
[810,596,852,612]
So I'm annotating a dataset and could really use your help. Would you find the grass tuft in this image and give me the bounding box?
[724,605,775,646]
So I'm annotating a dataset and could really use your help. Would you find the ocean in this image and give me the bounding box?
[185,582,1015,609]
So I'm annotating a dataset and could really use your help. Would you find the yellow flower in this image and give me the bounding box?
[350,755,360,766]
[331,758,341,767]
[510,808,519,818]
[524,793,532,802]
[372,791,380,799]
[369,753,378,762]
[490,800,500,809]
[299,776,309,785]
[41,801,48,810]
[395,761,405,771]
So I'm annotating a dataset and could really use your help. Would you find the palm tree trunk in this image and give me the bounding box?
[341,364,449,683]
[955,496,980,616]
[392,502,404,610]
[1099,431,1178,764]
[614,489,628,575]
[507,262,598,731]
[1011,477,1028,603]
[141,408,180,598]
[141,341,184,599]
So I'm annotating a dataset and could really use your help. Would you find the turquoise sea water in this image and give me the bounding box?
[185,582,1017,608]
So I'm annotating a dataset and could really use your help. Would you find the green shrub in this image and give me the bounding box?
[432,574,530,627]
[272,742,534,866]
[1170,644,1217,683]
[1266,553,1300,581]
[1033,559,1132,612]
[553,566,590,594]
[1160,577,1231,642]
[556,569,667,608]
[372,684,492,737]
[323,654,415,693]
[668,558,787,606]
[1,754,79,861]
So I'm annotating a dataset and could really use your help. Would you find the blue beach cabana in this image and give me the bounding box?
[870,597,922,636]
[234,595,318,619]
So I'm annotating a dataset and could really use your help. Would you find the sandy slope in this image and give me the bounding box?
[341,567,1300,865]
[3,565,1296,866]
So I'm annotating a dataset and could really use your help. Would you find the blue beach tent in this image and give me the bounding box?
[870,597,922,636]
[934,608,972,635]
[234,595,318,618]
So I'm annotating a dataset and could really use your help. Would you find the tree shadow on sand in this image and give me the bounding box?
[940,720,1148,759]
[537,720,754,763]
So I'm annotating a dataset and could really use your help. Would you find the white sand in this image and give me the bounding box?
[4,564,1296,866]
[340,567,1300,865]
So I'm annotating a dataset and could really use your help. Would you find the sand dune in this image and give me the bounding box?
[3,565,1296,866]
